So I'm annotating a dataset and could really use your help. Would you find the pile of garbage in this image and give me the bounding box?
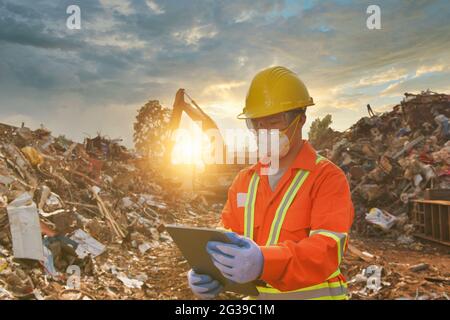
[0,123,217,300]
[315,91,450,241]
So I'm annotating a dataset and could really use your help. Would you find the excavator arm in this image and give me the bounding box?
[163,89,247,198]
[165,88,225,163]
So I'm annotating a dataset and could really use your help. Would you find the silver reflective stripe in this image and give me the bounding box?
[244,154,326,242]
[257,285,348,300]
[266,170,309,245]
[244,174,260,239]
[310,229,347,263]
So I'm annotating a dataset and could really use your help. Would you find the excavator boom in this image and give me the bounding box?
[162,88,246,199]
[165,88,225,162]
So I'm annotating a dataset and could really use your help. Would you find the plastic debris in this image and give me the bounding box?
[6,193,44,261]
[365,208,397,231]
[116,273,144,289]
[70,229,105,259]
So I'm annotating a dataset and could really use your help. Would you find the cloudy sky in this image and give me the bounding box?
[1,0,449,147]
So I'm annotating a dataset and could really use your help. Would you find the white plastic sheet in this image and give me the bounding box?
[70,229,105,258]
[6,192,44,261]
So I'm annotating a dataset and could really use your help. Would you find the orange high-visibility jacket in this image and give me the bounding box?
[221,140,354,296]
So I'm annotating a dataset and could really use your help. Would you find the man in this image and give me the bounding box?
[187,66,354,300]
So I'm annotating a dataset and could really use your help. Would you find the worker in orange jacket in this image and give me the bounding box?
[187,66,354,300]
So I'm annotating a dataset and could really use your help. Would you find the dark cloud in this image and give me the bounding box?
[0,0,449,146]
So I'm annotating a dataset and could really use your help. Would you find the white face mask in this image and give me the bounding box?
[258,115,301,169]
[271,115,301,159]
[279,132,291,158]
[267,130,290,158]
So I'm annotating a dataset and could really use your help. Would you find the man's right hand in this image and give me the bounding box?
[187,269,223,300]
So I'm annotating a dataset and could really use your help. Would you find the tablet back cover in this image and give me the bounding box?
[165,224,259,296]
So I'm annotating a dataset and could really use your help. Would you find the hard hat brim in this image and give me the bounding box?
[237,101,315,120]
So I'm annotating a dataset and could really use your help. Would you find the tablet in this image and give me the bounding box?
[165,224,259,296]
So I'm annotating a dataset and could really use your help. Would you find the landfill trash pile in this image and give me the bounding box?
[0,90,448,300]
[312,91,450,244]
[0,123,224,300]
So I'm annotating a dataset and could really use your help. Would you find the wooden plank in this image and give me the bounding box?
[440,204,449,242]
[448,205,450,241]
[419,203,425,224]
[418,203,424,229]
[425,203,432,236]
[413,233,450,247]
[411,199,450,206]
[432,204,440,239]
[347,244,375,262]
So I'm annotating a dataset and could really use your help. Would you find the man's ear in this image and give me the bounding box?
[300,113,307,126]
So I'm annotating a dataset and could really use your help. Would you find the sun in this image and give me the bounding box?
[170,126,210,168]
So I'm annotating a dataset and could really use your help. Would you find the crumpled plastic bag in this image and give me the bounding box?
[365,208,397,231]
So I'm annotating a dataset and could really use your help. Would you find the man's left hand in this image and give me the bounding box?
[206,232,264,284]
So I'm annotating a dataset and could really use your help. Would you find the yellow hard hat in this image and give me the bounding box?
[238,66,314,119]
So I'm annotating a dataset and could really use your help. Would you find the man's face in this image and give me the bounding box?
[247,111,306,159]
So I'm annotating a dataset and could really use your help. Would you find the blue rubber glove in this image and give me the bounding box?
[187,269,223,299]
[206,232,264,284]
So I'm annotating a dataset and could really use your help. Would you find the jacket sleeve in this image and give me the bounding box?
[259,164,354,291]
